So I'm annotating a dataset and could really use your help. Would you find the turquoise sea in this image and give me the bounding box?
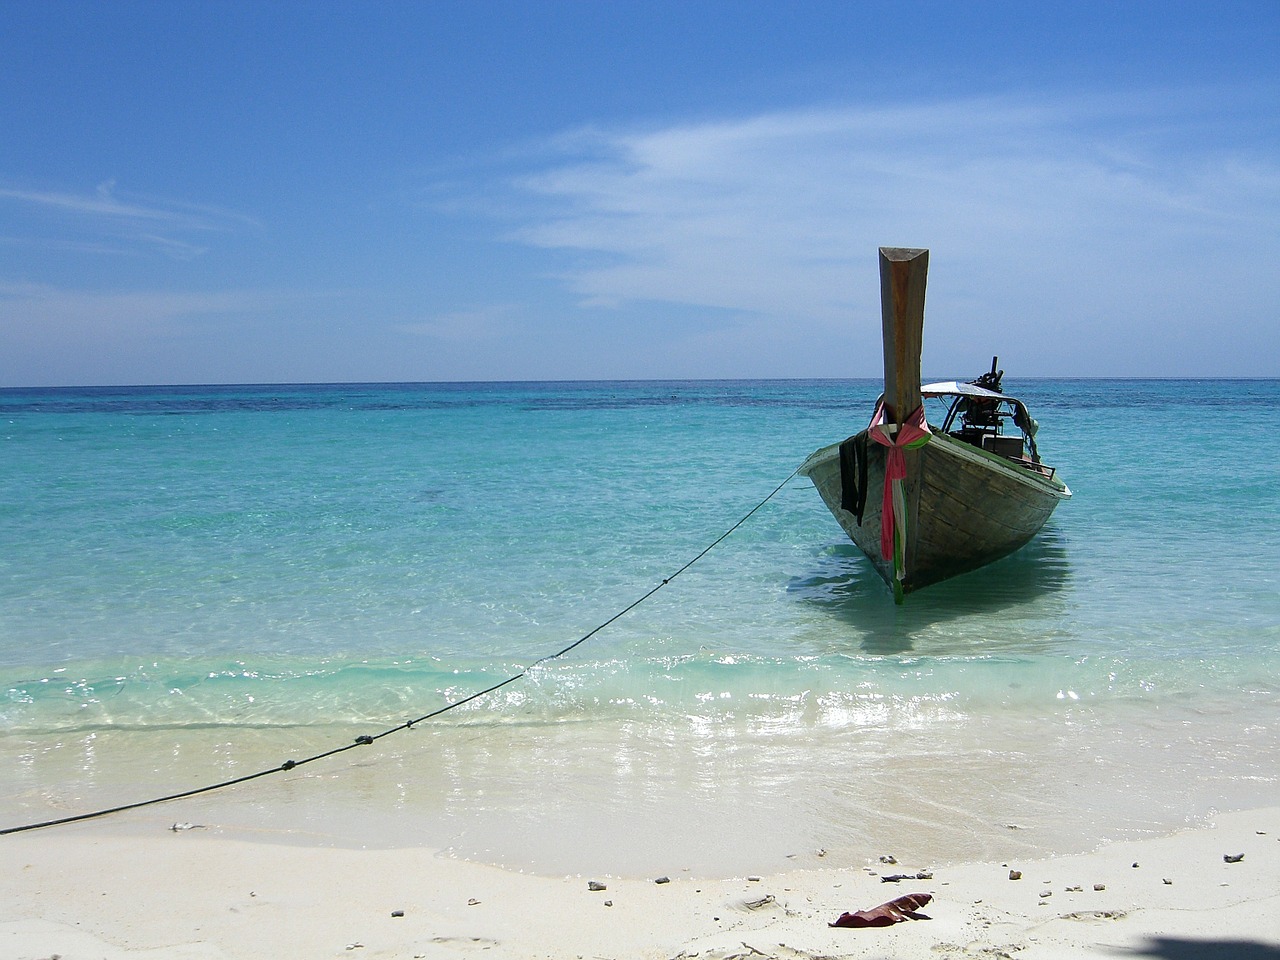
[2,379,1278,874]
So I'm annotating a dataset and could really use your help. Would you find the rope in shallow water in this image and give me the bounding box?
[1,468,800,837]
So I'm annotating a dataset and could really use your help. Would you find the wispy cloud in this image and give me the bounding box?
[497,90,1280,374]
[1,180,178,221]
[0,180,258,260]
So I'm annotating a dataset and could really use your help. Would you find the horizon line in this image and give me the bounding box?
[4,375,1279,392]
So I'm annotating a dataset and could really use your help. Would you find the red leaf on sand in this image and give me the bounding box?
[830,892,933,928]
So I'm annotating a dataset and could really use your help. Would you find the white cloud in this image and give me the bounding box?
[502,92,1280,375]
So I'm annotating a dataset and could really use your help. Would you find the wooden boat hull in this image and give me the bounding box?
[800,430,1070,594]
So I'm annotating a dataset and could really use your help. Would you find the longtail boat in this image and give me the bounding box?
[799,247,1071,602]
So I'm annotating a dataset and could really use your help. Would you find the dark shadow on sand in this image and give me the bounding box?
[1124,937,1280,960]
[786,527,1072,654]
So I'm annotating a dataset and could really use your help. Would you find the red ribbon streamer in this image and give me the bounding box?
[867,402,931,572]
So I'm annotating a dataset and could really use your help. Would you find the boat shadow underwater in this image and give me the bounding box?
[786,527,1073,655]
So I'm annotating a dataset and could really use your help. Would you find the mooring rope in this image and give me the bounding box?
[1,468,800,837]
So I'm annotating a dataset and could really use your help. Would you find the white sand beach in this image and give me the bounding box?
[3,806,1277,959]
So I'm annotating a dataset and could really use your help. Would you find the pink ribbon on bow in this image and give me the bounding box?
[868,402,931,578]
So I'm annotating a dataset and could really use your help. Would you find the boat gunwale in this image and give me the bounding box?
[798,429,1071,500]
[927,431,1072,499]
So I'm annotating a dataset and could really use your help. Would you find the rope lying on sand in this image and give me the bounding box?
[1,469,800,837]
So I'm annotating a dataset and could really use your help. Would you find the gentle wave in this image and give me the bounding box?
[6,648,1274,735]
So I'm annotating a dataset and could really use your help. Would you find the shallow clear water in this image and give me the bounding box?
[2,379,1277,873]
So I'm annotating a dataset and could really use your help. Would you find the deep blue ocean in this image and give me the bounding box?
[2,379,1277,871]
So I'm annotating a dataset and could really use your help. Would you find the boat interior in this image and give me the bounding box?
[925,359,1059,480]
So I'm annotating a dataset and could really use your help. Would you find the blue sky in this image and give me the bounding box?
[2,1,1278,386]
